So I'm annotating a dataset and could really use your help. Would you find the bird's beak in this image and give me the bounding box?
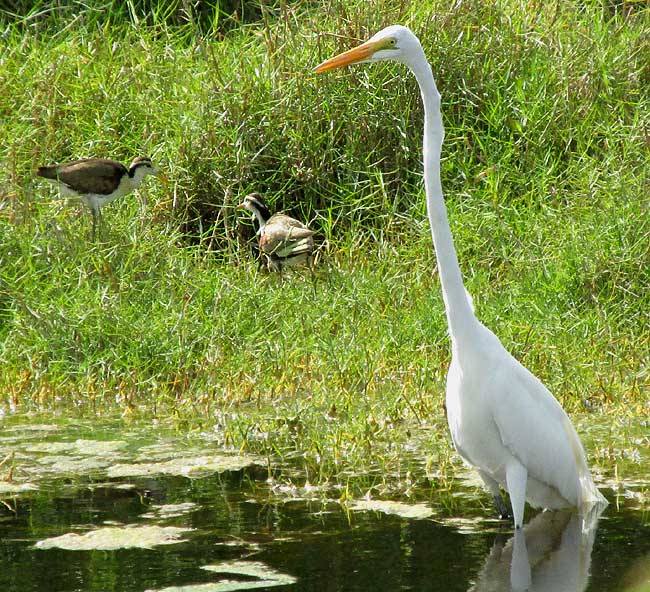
[314,39,383,73]
[151,167,168,182]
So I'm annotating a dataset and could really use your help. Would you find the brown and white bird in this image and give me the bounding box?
[36,156,161,239]
[239,193,315,272]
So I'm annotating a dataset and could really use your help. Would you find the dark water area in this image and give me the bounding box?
[0,417,648,592]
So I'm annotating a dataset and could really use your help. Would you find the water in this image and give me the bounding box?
[0,416,648,591]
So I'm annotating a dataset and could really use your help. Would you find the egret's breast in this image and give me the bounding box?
[445,356,511,479]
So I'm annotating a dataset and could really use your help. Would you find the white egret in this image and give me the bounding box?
[37,156,162,239]
[315,25,606,528]
[239,193,315,271]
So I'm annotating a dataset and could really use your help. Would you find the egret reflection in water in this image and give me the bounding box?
[470,505,604,592]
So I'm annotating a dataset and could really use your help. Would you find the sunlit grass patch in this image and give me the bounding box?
[1,0,648,493]
[107,454,263,478]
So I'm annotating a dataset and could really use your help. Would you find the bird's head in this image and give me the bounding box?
[238,193,271,223]
[130,156,164,181]
[314,25,421,73]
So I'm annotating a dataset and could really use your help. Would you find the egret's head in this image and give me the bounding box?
[314,25,420,73]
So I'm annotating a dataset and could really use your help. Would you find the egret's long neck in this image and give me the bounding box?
[410,55,477,341]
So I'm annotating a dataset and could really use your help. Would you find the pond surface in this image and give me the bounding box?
[0,415,648,592]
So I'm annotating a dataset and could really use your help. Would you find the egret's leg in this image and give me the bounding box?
[478,470,509,520]
[506,461,528,529]
[494,493,510,520]
[510,526,532,591]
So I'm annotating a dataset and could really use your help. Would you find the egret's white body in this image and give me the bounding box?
[315,25,606,528]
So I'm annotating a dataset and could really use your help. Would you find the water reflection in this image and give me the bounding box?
[471,506,604,592]
[3,417,648,592]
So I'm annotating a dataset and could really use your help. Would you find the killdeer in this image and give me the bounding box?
[36,156,162,239]
[239,193,315,272]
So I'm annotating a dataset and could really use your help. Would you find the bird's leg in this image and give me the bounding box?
[478,470,510,520]
[510,527,532,590]
[97,209,105,240]
[308,255,318,293]
[506,461,528,529]
[91,208,98,241]
[494,493,510,520]
[250,243,264,269]
[268,255,281,274]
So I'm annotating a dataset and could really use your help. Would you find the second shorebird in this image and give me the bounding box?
[239,193,315,272]
[36,156,162,239]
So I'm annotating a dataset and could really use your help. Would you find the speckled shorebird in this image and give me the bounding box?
[36,156,162,239]
[239,193,315,272]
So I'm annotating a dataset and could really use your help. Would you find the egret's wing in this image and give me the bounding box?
[488,349,597,507]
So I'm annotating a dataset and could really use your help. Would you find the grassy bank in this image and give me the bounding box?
[1,0,648,493]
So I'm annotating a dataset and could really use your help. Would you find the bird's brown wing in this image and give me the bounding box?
[260,214,315,256]
[37,159,127,195]
[268,214,314,236]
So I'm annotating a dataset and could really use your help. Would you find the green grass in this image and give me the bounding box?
[0,0,648,496]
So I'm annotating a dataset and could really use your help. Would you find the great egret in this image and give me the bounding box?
[37,156,162,239]
[315,25,606,528]
[239,193,315,271]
